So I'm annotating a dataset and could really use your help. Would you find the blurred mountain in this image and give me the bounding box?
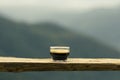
[0,16,119,58]
[0,16,120,80]
[66,7,120,50]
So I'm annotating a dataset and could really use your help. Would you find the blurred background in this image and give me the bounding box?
[0,0,120,80]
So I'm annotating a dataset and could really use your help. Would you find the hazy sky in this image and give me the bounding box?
[0,0,120,22]
[0,0,120,10]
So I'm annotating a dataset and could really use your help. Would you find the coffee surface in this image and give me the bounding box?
[50,49,69,54]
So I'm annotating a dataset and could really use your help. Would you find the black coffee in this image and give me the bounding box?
[50,46,70,60]
[50,53,69,60]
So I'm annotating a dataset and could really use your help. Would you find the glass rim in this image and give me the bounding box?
[50,46,70,49]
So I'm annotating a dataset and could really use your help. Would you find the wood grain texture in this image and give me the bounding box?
[0,57,120,72]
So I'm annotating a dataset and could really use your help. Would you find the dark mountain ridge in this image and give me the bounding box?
[0,16,120,58]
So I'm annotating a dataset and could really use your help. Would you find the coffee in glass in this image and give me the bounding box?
[50,46,70,61]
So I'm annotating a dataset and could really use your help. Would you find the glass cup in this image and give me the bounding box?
[50,46,70,61]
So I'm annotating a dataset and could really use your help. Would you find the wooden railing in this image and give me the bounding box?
[0,57,120,72]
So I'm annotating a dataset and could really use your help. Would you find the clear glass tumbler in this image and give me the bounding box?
[50,46,70,61]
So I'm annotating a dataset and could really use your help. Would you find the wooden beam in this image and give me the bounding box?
[0,57,120,72]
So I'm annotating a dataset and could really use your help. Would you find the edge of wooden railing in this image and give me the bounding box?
[0,57,120,72]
